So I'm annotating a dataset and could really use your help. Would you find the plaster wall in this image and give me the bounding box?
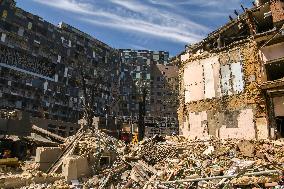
[219,109,255,139]
[180,111,209,139]
[184,61,204,102]
[273,96,284,116]
[181,53,190,62]
[260,42,284,63]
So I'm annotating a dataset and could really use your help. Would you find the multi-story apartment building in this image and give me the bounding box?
[178,0,284,139]
[0,0,180,138]
[0,0,121,136]
[119,49,179,137]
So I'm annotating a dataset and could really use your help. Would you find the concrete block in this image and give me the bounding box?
[35,147,62,163]
[35,147,62,171]
[37,162,52,172]
[62,155,90,183]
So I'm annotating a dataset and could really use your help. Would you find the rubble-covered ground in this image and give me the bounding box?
[1,130,284,189]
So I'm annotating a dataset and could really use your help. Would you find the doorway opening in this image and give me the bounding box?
[275,116,284,138]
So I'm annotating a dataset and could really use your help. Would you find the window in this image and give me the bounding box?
[2,10,8,19]
[156,76,160,81]
[136,73,141,79]
[1,33,6,42]
[265,59,284,81]
[17,27,24,37]
[28,22,32,30]
[147,74,151,80]
[136,66,140,71]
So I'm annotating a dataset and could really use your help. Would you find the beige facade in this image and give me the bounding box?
[178,0,284,139]
[179,41,269,140]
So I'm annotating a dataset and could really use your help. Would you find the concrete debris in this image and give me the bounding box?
[203,145,215,155]
[1,133,284,188]
[82,136,283,189]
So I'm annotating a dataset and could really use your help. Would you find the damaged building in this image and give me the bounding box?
[178,0,284,139]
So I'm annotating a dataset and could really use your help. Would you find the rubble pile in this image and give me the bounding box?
[133,136,179,165]
[0,169,64,188]
[70,130,125,157]
[0,129,125,189]
[19,179,70,189]
[82,136,284,189]
[0,109,18,119]
[1,133,284,189]
[0,165,22,177]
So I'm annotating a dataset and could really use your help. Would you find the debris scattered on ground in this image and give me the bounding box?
[1,132,284,188]
[94,136,284,189]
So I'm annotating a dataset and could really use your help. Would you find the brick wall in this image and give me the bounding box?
[179,41,269,139]
[270,0,284,24]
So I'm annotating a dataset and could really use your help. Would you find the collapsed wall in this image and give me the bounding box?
[178,40,269,140]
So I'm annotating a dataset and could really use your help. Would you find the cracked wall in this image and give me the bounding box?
[179,41,268,139]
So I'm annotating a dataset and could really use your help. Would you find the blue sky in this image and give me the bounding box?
[16,0,253,56]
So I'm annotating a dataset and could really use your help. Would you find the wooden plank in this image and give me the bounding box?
[138,160,157,175]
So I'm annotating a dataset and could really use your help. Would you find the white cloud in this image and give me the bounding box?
[108,0,148,12]
[33,0,93,14]
[81,16,204,43]
[149,0,243,8]
[32,0,210,44]
[147,0,249,18]
[129,44,149,50]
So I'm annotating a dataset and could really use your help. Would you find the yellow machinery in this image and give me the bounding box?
[132,133,139,145]
[0,158,19,166]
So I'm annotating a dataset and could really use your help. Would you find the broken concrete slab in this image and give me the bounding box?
[35,147,62,172]
[237,140,255,157]
[62,155,90,183]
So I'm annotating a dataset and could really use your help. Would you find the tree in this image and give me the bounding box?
[135,79,149,141]
[76,53,103,131]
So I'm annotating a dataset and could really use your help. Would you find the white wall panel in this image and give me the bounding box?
[201,56,219,99]
[220,65,232,96]
[231,62,244,93]
[212,61,221,97]
[184,61,204,103]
